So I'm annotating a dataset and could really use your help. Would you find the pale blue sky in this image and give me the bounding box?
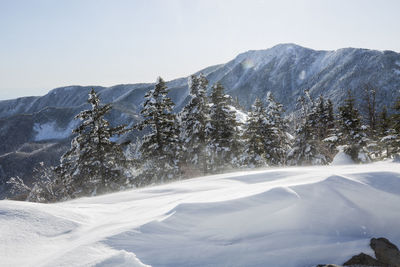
[1,0,399,100]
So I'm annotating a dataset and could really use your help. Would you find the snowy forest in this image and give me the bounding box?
[7,74,400,202]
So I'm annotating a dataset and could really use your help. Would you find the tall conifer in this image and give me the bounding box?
[208,82,240,172]
[55,89,131,197]
[338,90,370,162]
[179,74,211,176]
[136,77,181,185]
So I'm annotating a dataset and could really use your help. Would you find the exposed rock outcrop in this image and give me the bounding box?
[320,237,400,267]
[343,252,383,266]
[370,238,400,267]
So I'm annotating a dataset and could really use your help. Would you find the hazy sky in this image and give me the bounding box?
[1,0,400,100]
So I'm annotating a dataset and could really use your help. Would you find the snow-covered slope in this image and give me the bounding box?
[1,161,400,267]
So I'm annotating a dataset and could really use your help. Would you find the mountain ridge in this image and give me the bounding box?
[1,43,399,117]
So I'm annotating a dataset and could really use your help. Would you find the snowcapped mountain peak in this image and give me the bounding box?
[233,43,307,65]
[269,42,311,52]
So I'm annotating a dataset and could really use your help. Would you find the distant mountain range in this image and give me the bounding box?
[1,43,400,197]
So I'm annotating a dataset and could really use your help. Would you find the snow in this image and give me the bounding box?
[299,70,306,80]
[33,120,78,141]
[241,58,255,69]
[331,146,354,165]
[96,250,150,267]
[323,136,338,142]
[358,151,370,163]
[381,135,397,141]
[229,106,248,124]
[1,162,400,267]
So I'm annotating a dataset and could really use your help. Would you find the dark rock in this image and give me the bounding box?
[370,237,400,267]
[324,237,400,267]
[343,252,384,266]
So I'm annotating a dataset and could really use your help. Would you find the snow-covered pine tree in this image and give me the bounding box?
[288,96,310,165]
[337,90,370,163]
[360,84,382,159]
[379,106,391,137]
[390,97,400,156]
[264,92,291,166]
[179,74,210,177]
[243,98,269,167]
[232,96,244,110]
[378,106,396,158]
[361,84,378,136]
[7,162,60,202]
[207,82,241,172]
[312,95,339,162]
[136,77,181,185]
[394,96,400,133]
[323,98,340,159]
[326,99,336,133]
[288,92,328,165]
[314,95,329,140]
[55,89,132,198]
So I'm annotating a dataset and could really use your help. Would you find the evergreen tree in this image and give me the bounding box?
[379,106,391,137]
[136,77,181,185]
[361,84,378,135]
[232,96,244,110]
[55,89,131,198]
[7,162,60,203]
[323,98,340,159]
[179,74,210,177]
[312,95,339,162]
[326,99,336,133]
[288,93,328,165]
[390,97,400,156]
[243,98,269,167]
[393,96,400,134]
[264,92,291,165]
[314,95,329,139]
[378,106,396,158]
[207,82,241,172]
[360,84,382,159]
[338,90,370,162]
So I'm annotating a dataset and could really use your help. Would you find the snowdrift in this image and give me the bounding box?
[1,161,400,267]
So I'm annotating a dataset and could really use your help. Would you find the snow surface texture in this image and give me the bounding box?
[1,162,400,267]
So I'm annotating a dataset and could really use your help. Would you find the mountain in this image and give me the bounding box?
[1,43,400,197]
[1,161,400,266]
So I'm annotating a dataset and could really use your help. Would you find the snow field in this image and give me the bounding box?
[1,161,400,267]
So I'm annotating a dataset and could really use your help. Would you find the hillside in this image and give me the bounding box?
[1,161,400,266]
[1,43,400,197]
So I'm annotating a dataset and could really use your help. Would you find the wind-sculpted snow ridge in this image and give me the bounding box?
[1,161,400,267]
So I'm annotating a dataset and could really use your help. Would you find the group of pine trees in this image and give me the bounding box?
[135,75,244,185]
[7,75,400,202]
